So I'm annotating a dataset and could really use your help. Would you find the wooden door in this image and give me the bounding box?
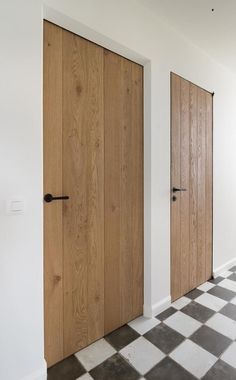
[44,20,143,367]
[171,73,213,301]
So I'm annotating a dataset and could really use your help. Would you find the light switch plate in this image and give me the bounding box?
[6,198,25,215]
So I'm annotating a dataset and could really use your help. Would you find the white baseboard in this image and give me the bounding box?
[213,257,236,278]
[144,296,171,318]
[21,360,47,380]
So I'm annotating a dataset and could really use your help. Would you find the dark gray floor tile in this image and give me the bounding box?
[220,303,236,321]
[105,325,140,350]
[90,353,140,380]
[47,355,85,380]
[228,273,236,282]
[229,266,236,272]
[203,359,236,380]
[185,288,204,300]
[207,285,236,301]
[156,307,177,321]
[181,301,215,323]
[144,323,185,354]
[145,357,197,380]
[190,325,232,357]
[209,277,224,284]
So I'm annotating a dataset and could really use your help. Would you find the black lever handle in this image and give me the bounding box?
[44,193,69,203]
[173,187,187,193]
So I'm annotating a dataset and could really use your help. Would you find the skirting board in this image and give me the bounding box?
[21,361,47,380]
[213,257,236,278]
[143,296,171,318]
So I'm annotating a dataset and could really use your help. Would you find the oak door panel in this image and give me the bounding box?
[180,77,190,296]
[43,21,63,367]
[62,29,104,357]
[131,63,144,318]
[104,50,143,334]
[197,89,207,285]
[189,83,198,290]
[171,73,213,301]
[171,74,181,301]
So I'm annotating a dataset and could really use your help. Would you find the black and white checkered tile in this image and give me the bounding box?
[48,266,236,380]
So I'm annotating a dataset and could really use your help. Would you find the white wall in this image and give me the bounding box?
[1,0,236,379]
[0,1,45,380]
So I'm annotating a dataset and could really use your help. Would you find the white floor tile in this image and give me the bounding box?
[221,342,236,369]
[75,338,116,371]
[128,316,160,335]
[164,311,201,337]
[195,292,227,311]
[230,296,236,305]
[197,282,215,292]
[170,339,217,378]
[171,296,191,310]
[219,279,236,292]
[77,374,93,380]
[206,313,236,339]
[221,271,232,278]
[120,336,165,375]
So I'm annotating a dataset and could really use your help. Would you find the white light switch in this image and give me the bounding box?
[11,201,23,211]
[6,198,25,215]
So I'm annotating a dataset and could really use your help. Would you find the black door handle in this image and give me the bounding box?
[173,187,187,193]
[44,193,69,203]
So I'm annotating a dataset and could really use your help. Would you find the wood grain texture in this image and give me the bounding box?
[131,63,144,318]
[43,21,63,367]
[180,78,190,296]
[104,50,143,334]
[197,89,206,285]
[62,29,104,357]
[171,73,181,301]
[171,73,213,301]
[189,83,198,290]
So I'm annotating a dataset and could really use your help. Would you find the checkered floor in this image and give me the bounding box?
[48,266,236,380]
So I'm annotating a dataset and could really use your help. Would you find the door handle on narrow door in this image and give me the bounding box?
[44,193,70,203]
[172,187,187,193]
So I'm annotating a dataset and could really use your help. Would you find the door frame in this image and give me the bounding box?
[42,4,151,359]
[170,72,214,301]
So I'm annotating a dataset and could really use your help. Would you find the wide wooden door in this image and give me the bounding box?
[171,73,213,301]
[44,21,143,367]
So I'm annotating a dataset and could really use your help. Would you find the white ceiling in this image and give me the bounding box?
[139,0,236,73]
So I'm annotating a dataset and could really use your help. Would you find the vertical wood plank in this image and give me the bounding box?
[104,50,143,333]
[131,63,144,318]
[205,93,213,280]
[180,78,190,295]
[62,30,104,356]
[171,73,181,301]
[189,84,198,290]
[120,58,133,325]
[104,50,122,333]
[43,21,63,367]
[197,89,206,285]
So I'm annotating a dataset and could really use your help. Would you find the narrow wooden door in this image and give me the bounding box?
[171,73,213,301]
[44,21,143,367]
